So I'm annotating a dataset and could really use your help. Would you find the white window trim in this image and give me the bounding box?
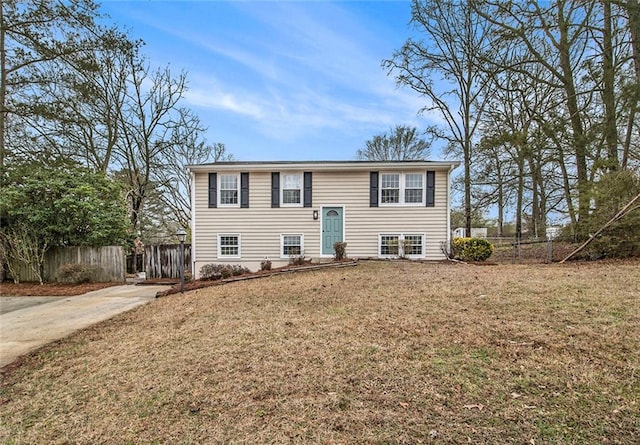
[378,233,401,258]
[280,233,304,258]
[380,172,425,206]
[280,172,303,207]
[378,233,426,259]
[218,173,240,208]
[217,233,241,258]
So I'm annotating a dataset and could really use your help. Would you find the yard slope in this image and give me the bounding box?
[1,260,638,444]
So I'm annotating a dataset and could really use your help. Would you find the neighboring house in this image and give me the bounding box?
[188,160,460,277]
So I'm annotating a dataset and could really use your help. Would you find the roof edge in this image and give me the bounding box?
[187,160,461,172]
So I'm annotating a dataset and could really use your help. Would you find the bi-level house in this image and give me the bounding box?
[188,160,460,277]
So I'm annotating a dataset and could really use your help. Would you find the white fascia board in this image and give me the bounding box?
[187,160,461,173]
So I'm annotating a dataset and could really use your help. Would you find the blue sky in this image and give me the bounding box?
[101,0,448,162]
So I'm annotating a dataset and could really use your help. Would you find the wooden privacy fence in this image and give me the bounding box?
[145,244,191,279]
[12,246,126,283]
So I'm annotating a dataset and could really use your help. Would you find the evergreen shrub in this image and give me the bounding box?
[451,237,494,262]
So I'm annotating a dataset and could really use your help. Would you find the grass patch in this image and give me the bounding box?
[1,260,639,443]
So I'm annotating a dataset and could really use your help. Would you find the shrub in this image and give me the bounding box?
[57,263,101,284]
[451,237,494,262]
[333,242,347,260]
[289,254,307,266]
[260,259,272,271]
[199,263,250,280]
[231,265,250,276]
[586,170,640,259]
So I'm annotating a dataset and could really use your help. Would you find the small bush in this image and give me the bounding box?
[451,237,494,262]
[260,259,272,271]
[231,265,250,276]
[199,263,250,281]
[333,242,347,260]
[289,254,307,266]
[57,263,101,284]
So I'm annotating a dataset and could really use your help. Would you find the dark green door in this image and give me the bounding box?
[322,207,343,255]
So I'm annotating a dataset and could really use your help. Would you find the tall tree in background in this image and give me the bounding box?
[475,0,626,237]
[383,0,496,236]
[0,0,114,175]
[114,58,192,235]
[356,125,432,161]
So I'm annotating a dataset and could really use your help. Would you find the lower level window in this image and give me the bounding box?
[403,234,424,256]
[281,234,303,257]
[218,234,240,258]
[380,234,400,256]
[379,233,425,258]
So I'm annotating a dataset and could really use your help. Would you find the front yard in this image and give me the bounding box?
[1,260,638,444]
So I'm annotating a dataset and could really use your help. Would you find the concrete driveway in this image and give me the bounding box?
[0,284,170,369]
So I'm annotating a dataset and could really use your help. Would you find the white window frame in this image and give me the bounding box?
[280,172,303,207]
[218,173,240,207]
[378,233,425,259]
[380,172,425,206]
[280,233,304,258]
[379,233,401,258]
[217,233,241,258]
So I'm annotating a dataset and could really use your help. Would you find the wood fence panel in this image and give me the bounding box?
[11,246,125,283]
[145,244,191,279]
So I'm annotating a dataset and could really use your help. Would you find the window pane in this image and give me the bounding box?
[404,189,423,203]
[283,174,301,189]
[405,174,423,189]
[220,190,238,205]
[381,174,399,188]
[380,235,399,255]
[282,189,301,204]
[219,235,239,256]
[283,235,302,256]
[220,175,237,189]
[404,235,423,255]
[381,189,399,203]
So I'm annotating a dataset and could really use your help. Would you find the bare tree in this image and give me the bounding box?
[356,125,432,161]
[383,0,496,236]
[154,112,232,229]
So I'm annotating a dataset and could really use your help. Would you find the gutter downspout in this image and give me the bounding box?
[190,169,196,280]
[446,164,455,257]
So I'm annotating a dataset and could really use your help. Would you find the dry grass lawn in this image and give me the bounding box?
[1,260,639,444]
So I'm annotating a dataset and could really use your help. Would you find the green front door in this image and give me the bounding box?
[322,207,343,255]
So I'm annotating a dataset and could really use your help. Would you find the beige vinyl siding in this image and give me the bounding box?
[193,168,451,275]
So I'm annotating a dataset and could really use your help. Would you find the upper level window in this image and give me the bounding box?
[282,173,302,206]
[380,172,424,206]
[219,174,239,206]
[404,174,424,204]
[381,173,400,204]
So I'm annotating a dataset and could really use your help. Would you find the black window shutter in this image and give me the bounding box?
[303,172,312,207]
[240,172,249,208]
[370,171,379,207]
[426,171,435,207]
[208,172,217,208]
[271,172,280,208]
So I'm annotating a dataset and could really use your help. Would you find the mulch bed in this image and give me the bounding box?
[0,281,120,297]
[156,260,359,297]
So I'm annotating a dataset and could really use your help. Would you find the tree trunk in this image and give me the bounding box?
[557,4,590,232]
[601,0,619,171]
